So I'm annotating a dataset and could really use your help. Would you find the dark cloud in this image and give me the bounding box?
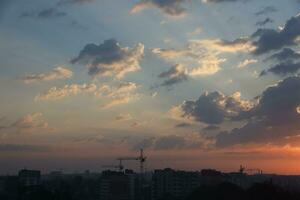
[255,6,277,16]
[0,144,51,152]
[252,14,300,55]
[175,122,192,128]
[202,125,220,131]
[261,48,300,76]
[255,17,274,26]
[261,61,300,76]
[268,48,300,62]
[158,64,189,87]
[178,91,252,125]
[216,76,300,147]
[203,0,250,2]
[131,0,187,17]
[20,8,67,19]
[57,0,95,6]
[71,39,144,78]
[131,0,251,17]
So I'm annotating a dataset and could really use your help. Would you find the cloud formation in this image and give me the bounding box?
[35,82,139,108]
[22,66,72,83]
[115,113,132,121]
[134,133,214,150]
[261,48,300,76]
[10,113,50,134]
[202,0,249,2]
[153,40,233,79]
[158,64,189,86]
[252,14,300,55]
[20,8,67,19]
[237,59,257,68]
[96,82,140,109]
[35,83,97,101]
[255,18,274,26]
[261,61,300,77]
[131,0,187,17]
[268,48,300,62]
[71,39,144,79]
[172,91,253,125]
[216,76,300,147]
[192,38,254,53]
[57,0,95,6]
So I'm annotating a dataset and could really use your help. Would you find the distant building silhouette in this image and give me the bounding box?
[99,170,139,200]
[151,168,201,200]
[18,169,41,187]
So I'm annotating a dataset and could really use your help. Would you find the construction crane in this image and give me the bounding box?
[117,149,146,174]
[102,159,124,172]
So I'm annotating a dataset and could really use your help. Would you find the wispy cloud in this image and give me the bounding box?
[22,66,72,83]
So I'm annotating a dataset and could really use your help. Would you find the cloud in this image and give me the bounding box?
[35,83,97,101]
[261,49,300,76]
[173,91,253,125]
[35,81,139,108]
[202,0,249,2]
[237,59,258,68]
[57,0,95,6]
[22,66,72,83]
[158,64,189,86]
[216,76,300,147]
[192,38,254,53]
[187,27,203,36]
[188,58,223,76]
[153,38,252,76]
[115,113,132,121]
[20,8,67,19]
[12,113,48,129]
[0,144,51,152]
[134,133,214,150]
[252,14,300,55]
[255,6,277,16]
[131,0,187,17]
[71,39,144,79]
[0,113,53,136]
[261,61,300,76]
[96,82,140,109]
[255,17,274,26]
[131,0,252,17]
[202,125,220,131]
[175,122,192,128]
[267,48,300,62]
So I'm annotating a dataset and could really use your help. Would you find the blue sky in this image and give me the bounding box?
[1,0,300,174]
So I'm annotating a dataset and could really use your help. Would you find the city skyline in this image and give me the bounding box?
[1,0,300,174]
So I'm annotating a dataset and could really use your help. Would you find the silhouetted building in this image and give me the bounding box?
[151,168,201,200]
[201,169,225,185]
[99,170,138,200]
[18,169,41,187]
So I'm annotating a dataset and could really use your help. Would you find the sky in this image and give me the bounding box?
[1,0,300,175]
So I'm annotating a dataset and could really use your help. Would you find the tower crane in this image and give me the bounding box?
[102,159,124,172]
[117,149,146,174]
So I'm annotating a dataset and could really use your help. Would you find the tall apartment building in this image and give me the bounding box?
[99,170,139,200]
[151,168,201,200]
